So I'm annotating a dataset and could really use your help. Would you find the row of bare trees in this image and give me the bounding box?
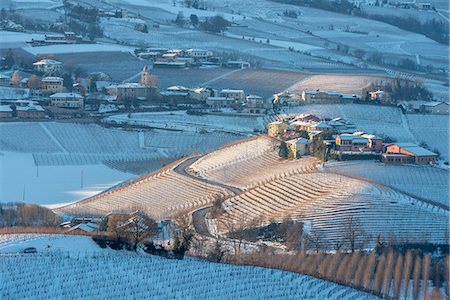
[225,248,448,299]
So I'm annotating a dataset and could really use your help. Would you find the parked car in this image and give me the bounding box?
[22,247,37,253]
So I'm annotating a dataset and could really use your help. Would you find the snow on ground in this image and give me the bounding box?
[224,32,322,52]
[323,161,449,206]
[406,114,449,161]
[0,0,61,10]
[0,151,135,205]
[105,111,264,134]
[0,245,377,299]
[23,43,135,55]
[0,31,45,48]
[284,104,416,142]
[287,74,382,94]
[0,122,244,205]
[0,234,103,254]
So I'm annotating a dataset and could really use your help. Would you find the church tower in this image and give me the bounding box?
[140,65,150,86]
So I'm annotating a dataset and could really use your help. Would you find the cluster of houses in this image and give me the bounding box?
[0,58,86,119]
[159,86,272,113]
[135,47,250,69]
[267,113,437,164]
[28,31,89,47]
[273,90,361,106]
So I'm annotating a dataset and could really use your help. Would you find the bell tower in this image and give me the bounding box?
[140,65,149,86]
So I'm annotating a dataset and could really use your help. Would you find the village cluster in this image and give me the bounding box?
[267,113,438,165]
[1,54,448,120]
[135,47,251,70]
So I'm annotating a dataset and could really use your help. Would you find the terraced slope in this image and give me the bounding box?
[55,157,232,220]
[217,172,448,248]
[189,135,317,189]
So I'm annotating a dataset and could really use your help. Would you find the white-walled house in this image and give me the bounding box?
[33,59,62,74]
[49,92,84,108]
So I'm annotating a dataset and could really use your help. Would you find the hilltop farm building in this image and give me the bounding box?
[382,143,437,164]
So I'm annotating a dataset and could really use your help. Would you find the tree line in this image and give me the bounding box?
[0,203,60,227]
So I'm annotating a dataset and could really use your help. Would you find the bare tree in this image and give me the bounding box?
[422,254,430,300]
[207,240,227,263]
[306,228,321,253]
[110,211,158,251]
[27,75,41,89]
[125,212,158,251]
[346,252,361,286]
[363,251,376,290]
[393,253,404,299]
[382,251,395,297]
[341,216,364,253]
[402,250,414,300]
[373,254,386,295]
[174,214,195,252]
[412,256,422,300]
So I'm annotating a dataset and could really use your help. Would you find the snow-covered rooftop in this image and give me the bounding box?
[394,143,437,156]
[49,92,83,99]
[33,59,62,66]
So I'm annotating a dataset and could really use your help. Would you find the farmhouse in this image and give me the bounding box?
[267,120,288,137]
[400,101,449,115]
[116,83,152,101]
[15,100,46,119]
[224,60,250,69]
[327,117,357,133]
[33,59,62,74]
[219,89,244,102]
[160,86,190,104]
[185,49,213,61]
[335,132,383,152]
[188,87,216,102]
[49,92,84,108]
[369,90,389,103]
[273,92,298,105]
[301,90,343,104]
[242,95,271,114]
[206,97,235,108]
[0,74,10,85]
[290,120,333,135]
[286,137,311,158]
[41,77,64,94]
[383,143,437,164]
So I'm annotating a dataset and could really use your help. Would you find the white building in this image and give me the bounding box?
[185,49,213,61]
[49,92,84,108]
[206,97,235,108]
[33,59,62,74]
[219,89,244,102]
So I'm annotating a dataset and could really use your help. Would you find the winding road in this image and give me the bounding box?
[173,155,242,237]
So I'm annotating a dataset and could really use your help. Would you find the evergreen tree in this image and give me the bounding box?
[279,141,288,159]
[5,48,14,68]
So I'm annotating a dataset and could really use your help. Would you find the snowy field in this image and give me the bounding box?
[0,122,244,205]
[287,74,384,95]
[323,161,449,207]
[23,43,135,56]
[406,114,449,161]
[105,111,264,134]
[0,234,102,254]
[0,152,134,205]
[0,234,376,300]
